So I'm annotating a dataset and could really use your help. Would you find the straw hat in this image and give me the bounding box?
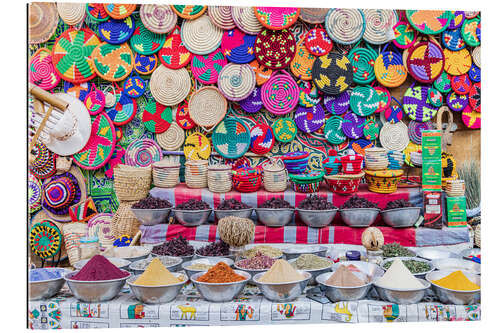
[188,87,227,128]
[181,14,223,55]
[157,123,185,151]
[362,9,398,45]
[325,8,365,45]
[207,6,236,30]
[150,65,191,106]
[217,63,256,101]
[140,4,177,34]
[57,2,86,26]
[28,2,59,44]
[231,6,263,35]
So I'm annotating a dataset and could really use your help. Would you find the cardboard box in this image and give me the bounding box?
[423,191,443,229]
[446,196,467,227]
[422,159,442,191]
[422,130,442,160]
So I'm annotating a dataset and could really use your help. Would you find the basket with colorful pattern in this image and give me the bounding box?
[232,166,263,193]
[324,172,365,195]
[364,169,404,194]
[185,159,209,189]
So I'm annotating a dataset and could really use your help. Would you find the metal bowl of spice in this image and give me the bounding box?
[214,208,254,220]
[242,245,283,259]
[381,207,421,228]
[64,270,131,303]
[283,245,328,260]
[74,258,131,271]
[374,278,430,304]
[253,270,312,302]
[234,253,277,279]
[416,248,459,261]
[182,258,235,279]
[29,268,72,301]
[151,237,195,263]
[255,208,295,227]
[339,208,380,227]
[129,256,183,275]
[431,258,481,275]
[380,257,434,279]
[194,241,233,259]
[296,208,338,228]
[289,254,334,285]
[425,269,481,305]
[127,273,188,304]
[102,246,152,263]
[381,242,416,258]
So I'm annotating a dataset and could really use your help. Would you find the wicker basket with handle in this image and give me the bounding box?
[262,158,288,192]
[113,164,152,201]
[111,201,141,239]
[207,164,232,193]
[61,222,88,267]
[185,159,208,188]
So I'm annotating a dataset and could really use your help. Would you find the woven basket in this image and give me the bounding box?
[56,156,73,173]
[324,172,365,195]
[113,164,152,201]
[207,164,233,193]
[157,123,185,150]
[262,159,288,192]
[474,224,481,248]
[152,159,181,188]
[62,222,88,267]
[365,147,388,171]
[111,201,141,239]
[364,170,404,194]
[185,160,209,189]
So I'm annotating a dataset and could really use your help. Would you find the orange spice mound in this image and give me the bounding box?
[197,262,246,283]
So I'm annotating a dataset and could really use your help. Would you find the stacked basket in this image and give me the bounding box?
[364,147,388,170]
[185,160,209,188]
[340,153,364,174]
[445,179,465,197]
[207,164,233,193]
[152,159,181,188]
[323,151,342,176]
[232,166,262,192]
[387,150,404,170]
[282,151,310,174]
[262,158,288,192]
[289,170,325,193]
[324,172,365,195]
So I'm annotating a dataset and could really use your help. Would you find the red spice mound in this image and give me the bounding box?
[71,255,129,281]
[197,262,246,283]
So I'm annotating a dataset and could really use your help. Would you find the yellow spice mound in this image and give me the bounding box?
[432,271,480,291]
[134,258,183,286]
[258,259,304,283]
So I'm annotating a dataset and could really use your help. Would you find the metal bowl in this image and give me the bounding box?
[283,245,328,260]
[64,270,131,303]
[182,258,234,279]
[460,248,481,262]
[255,208,294,227]
[129,256,183,275]
[172,209,212,226]
[416,248,459,261]
[74,258,131,271]
[296,208,338,228]
[214,208,253,220]
[340,208,380,227]
[426,270,481,305]
[151,253,194,264]
[131,207,171,226]
[289,257,333,285]
[190,270,251,302]
[252,271,311,302]
[127,273,187,304]
[380,257,434,279]
[432,258,481,275]
[233,261,271,280]
[381,207,421,228]
[29,268,71,300]
[374,278,430,304]
[104,246,152,263]
[194,253,234,260]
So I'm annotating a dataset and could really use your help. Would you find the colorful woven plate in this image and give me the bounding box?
[221,28,256,64]
[212,117,251,159]
[29,173,43,213]
[140,4,177,35]
[403,85,439,122]
[255,29,296,70]
[29,48,60,90]
[207,6,236,30]
[449,11,466,29]
[442,28,466,51]
[374,86,391,114]
[312,52,353,95]
[350,86,379,116]
[159,26,192,69]
[427,88,443,107]
[362,9,398,45]
[184,132,212,160]
[87,213,114,247]
[298,81,322,108]
[385,104,403,123]
[28,2,59,44]
[104,3,136,19]
[446,92,468,112]
[469,63,481,82]
[191,48,227,84]
[176,102,196,130]
[272,118,297,143]
[295,104,325,133]
[125,138,163,167]
[261,71,299,115]
[408,120,433,145]
[363,118,380,140]
[325,116,346,144]
[347,45,377,84]
[462,104,481,129]
[299,8,329,24]
[123,74,146,98]
[250,123,274,154]
[392,20,418,49]
[91,42,133,82]
[249,59,273,85]
[443,48,472,76]
[465,11,480,19]
[461,18,481,47]
[324,90,350,115]
[325,8,365,45]
[253,7,300,30]
[84,85,106,115]
[134,53,158,75]
[171,5,207,20]
[181,14,223,55]
[240,87,263,113]
[469,82,481,112]
[342,112,365,139]
[52,28,100,84]
[30,221,62,259]
[142,101,173,133]
[119,107,145,148]
[217,63,256,101]
[231,6,263,35]
[433,71,452,93]
[407,40,444,83]
[63,81,91,102]
[73,113,116,170]
[29,142,56,180]
[130,19,166,55]
[305,28,333,56]
[98,17,135,44]
[105,88,137,126]
[406,10,453,35]
[86,3,109,22]
[290,37,315,81]
[451,74,472,95]
[374,47,407,88]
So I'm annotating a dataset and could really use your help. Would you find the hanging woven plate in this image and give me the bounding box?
[406,40,445,83]
[427,88,443,107]
[462,104,481,129]
[392,20,418,49]
[408,120,433,145]
[272,118,297,143]
[363,118,380,140]
[405,10,453,35]
[461,18,481,47]
[433,71,452,93]
[91,42,133,82]
[342,112,365,139]
[451,74,472,95]
[469,63,481,82]
[312,52,353,95]
[465,11,480,19]
[298,81,322,108]
[299,8,329,24]
[176,102,196,129]
[28,2,59,44]
[171,4,207,20]
[403,142,421,166]
[374,46,407,88]
[57,2,86,26]
[231,7,263,35]
[29,173,43,213]
[250,122,274,154]
[142,101,173,133]
[208,6,236,30]
[325,8,365,45]
[73,113,116,170]
[104,3,136,19]
[403,85,439,122]
[324,116,346,144]
[157,123,185,151]
[290,36,315,80]
[469,82,481,112]
[104,87,137,126]
[123,73,146,98]
[84,84,106,115]
[446,92,468,112]
[150,65,191,106]
[362,9,398,45]
[294,104,325,133]
[218,63,256,101]
[240,87,263,113]
[158,26,192,69]
[324,90,350,115]
[29,48,60,90]
[189,86,228,128]
[184,132,212,160]
[253,7,300,30]
[30,221,62,259]
[472,46,480,68]
[140,4,176,35]
[442,28,466,51]
[305,28,333,56]
[347,44,377,85]
[261,71,299,115]
[221,28,256,64]
[98,17,135,44]
[385,103,404,123]
[130,19,166,55]
[134,53,157,75]
[125,138,163,167]
[249,59,273,85]
[181,14,223,55]
[29,142,56,180]
[350,86,379,117]
[52,28,100,84]
[443,48,472,76]
[374,86,391,114]
[254,29,296,70]
[87,213,114,247]
[380,121,410,151]
[86,3,109,22]
[449,11,466,29]
[212,117,251,159]
[191,48,227,84]
[63,82,91,103]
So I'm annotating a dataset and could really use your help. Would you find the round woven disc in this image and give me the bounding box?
[342,112,365,139]
[249,59,273,85]
[159,26,192,69]
[325,8,365,45]
[469,82,481,112]
[362,9,398,45]
[408,120,433,145]
[171,5,207,20]
[294,105,325,133]
[73,113,117,170]
[57,2,86,26]
[392,21,417,49]
[231,7,263,35]
[91,42,133,82]
[140,4,177,35]
[63,81,91,102]
[98,17,135,44]
[189,87,228,127]
[86,3,109,22]
[299,8,329,24]
[442,28,466,51]
[157,122,185,151]
[324,90,350,115]
[443,48,472,76]
[363,119,380,140]
[348,46,377,84]
[255,29,296,70]
[250,123,274,154]
[380,122,410,151]
[184,132,212,160]
[29,2,58,44]
[406,10,453,34]
[461,18,481,47]
[29,48,60,90]
[104,3,136,19]
[427,88,443,107]
[130,19,166,55]
[191,48,227,84]
[208,6,236,30]
[261,72,299,115]
[291,38,315,80]
[105,88,137,126]
[217,63,256,101]
[29,173,43,213]
[305,28,333,56]
[181,14,223,55]
[462,104,481,129]
[213,118,251,159]
[150,65,191,106]
[134,53,158,75]
[254,7,300,30]
[85,87,107,116]
[403,85,439,122]
[52,28,100,84]
[325,116,346,144]
[29,142,56,180]
[125,138,163,167]
[42,170,85,219]
[87,213,114,247]
[240,87,263,113]
[449,11,466,29]
[451,74,472,95]
[469,63,481,82]
[350,86,380,116]
[472,46,480,68]
[298,81,322,108]
[143,101,173,133]
[385,104,403,123]
[176,103,196,129]
[221,28,256,64]
[446,92,468,111]
[272,118,297,143]
[312,52,353,95]
[30,221,62,259]
[374,86,391,113]
[434,71,452,93]
[374,50,407,88]
[123,75,146,98]
[407,41,445,83]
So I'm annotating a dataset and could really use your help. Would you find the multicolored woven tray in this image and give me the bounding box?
[298,81,322,108]
[29,173,43,213]
[134,53,158,75]
[347,45,377,84]
[125,138,163,167]
[272,117,297,143]
[29,142,56,180]
[29,48,60,90]
[374,86,391,114]
[261,71,299,115]
[374,47,407,88]
[98,17,135,44]
[469,82,481,112]
[443,48,472,76]
[305,28,333,56]
[249,59,273,85]
[290,37,315,80]
[176,103,196,130]
[434,71,452,93]
[324,116,346,144]
[30,220,62,259]
[449,11,466,29]
[406,40,445,83]
[91,42,133,82]
[212,117,251,159]
[221,28,256,64]
[408,120,433,144]
[462,104,481,129]
[392,20,417,49]
[184,132,212,160]
[442,28,466,51]
[104,3,136,19]
[253,7,300,30]
[312,52,353,95]
[294,104,325,133]
[403,85,439,122]
[170,5,207,20]
[86,3,109,22]
[324,90,350,115]
[406,10,453,35]
[240,87,263,113]
[123,74,146,98]
[255,29,296,70]
[84,85,105,115]
[159,26,192,69]
[130,19,166,55]
[451,74,472,95]
[191,48,227,84]
[142,101,173,133]
[461,18,481,47]
[104,87,137,126]
[350,86,379,116]
[342,112,365,139]
[446,92,468,111]
[250,123,274,154]
[63,81,91,102]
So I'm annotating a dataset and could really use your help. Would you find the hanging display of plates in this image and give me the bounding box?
[362,9,398,45]
[350,86,380,116]
[255,29,296,69]
[123,73,146,98]
[406,40,445,83]
[312,52,353,95]
[342,112,365,139]
[305,28,333,56]
[184,132,212,160]
[250,123,274,154]
[299,8,329,24]
[125,138,163,167]
[408,120,433,145]
[105,87,137,126]
[176,103,195,130]
[469,82,481,112]
[142,101,173,133]
[207,6,236,30]
[433,71,452,93]
[52,28,100,84]
[130,19,166,55]
[104,3,136,19]
[249,59,273,85]
[272,118,297,143]
[261,71,299,115]
[449,11,466,29]
[28,2,59,45]
[442,28,466,51]
[140,4,177,35]
[221,28,256,64]
[403,85,439,122]
[188,87,228,128]
[84,85,106,115]
[171,4,207,20]
[98,17,135,44]
[380,121,410,151]
[374,46,407,88]
[324,8,365,45]
[374,86,391,114]
[405,10,453,35]
[347,44,377,84]
[212,117,251,159]
[191,48,227,84]
[253,7,300,30]
[29,173,43,213]
[91,42,133,82]
[29,48,60,90]
[29,142,56,180]
[231,6,263,35]
[385,104,404,123]
[218,63,256,101]
[294,104,325,133]
[158,26,192,69]
[462,104,481,129]
[325,116,346,144]
[469,63,481,82]
[240,87,263,113]
[461,18,481,47]
[86,3,109,22]
[290,36,315,80]
[30,220,62,259]
[73,113,116,170]
[298,81,322,108]
[443,48,472,75]
[150,65,191,106]
[324,91,350,115]
[451,74,472,95]
[392,20,418,49]
[446,92,468,112]
[134,53,158,75]
[181,14,223,55]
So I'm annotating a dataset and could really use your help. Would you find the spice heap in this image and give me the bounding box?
[176,199,210,210]
[196,240,230,256]
[259,198,293,209]
[258,259,305,283]
[187,263,214,270]
[381,243,416,257]
[102,246,150,258]
[376,258,423,289]
[383,259,431,274]
[385,199,415,210]
[29,268,66,282]
[326,264,366,287]
[298,195,337,210]
[217,199,251,210]
[340,195,379,209]
[71,255,129,281]
[244,245,282,258]
[132,195,172,209]
[134,258,183,286]
[236,252,276,269]
[291,254,332,270]
[152,236,194,256]
[432,271,480,291]
[197,262,246,283]
[133,256,181,270]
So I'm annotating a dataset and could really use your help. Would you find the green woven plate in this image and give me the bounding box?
[272,118,297,143]
[324,116,346,144]
[212,117,251,159]
[130,19,166,55]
